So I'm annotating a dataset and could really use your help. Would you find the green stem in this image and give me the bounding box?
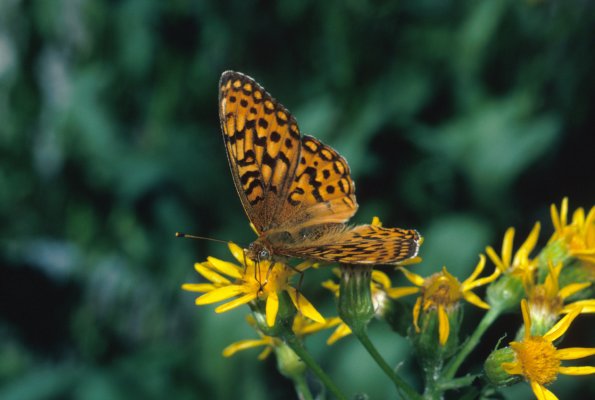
[292,374,314,400]
[352,327,423,400]
[442,307,501,380]
[436,374,479,391]
[283,333,347,400]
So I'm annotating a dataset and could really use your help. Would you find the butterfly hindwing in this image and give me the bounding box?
[279,224,420,265]
[277,135,358,230]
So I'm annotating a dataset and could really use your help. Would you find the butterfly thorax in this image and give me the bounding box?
[247,223,347,262]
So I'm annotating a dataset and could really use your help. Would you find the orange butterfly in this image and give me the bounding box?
[219,71,420,265]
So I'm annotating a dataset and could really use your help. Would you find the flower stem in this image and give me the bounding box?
[352,327,422,400]
[442,307,501,380]
[436,374,479,391]
[292,374,314,400]
[283,333,347,400]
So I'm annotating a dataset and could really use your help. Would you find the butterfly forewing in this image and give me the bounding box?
[219,71,301,233]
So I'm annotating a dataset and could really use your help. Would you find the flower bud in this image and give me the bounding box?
[274,342,306,380]
[484,347,522,387]
[411,305,461,367]
[338,265,374,333]
[252,291,297,337]
[486,274,524,312]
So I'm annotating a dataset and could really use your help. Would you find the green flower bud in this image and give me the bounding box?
[558,262,595,301]
[537,239,570,281]
[338,265,374,333]
[484,347,522,387]
[274,342,306,380]
[486,273,525,312]
[252,291,297,337]
[411,305,462,368]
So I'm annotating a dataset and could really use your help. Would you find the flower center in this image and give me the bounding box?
[511,337,560,385]
[423,273,461,310]
[247,262,293,298]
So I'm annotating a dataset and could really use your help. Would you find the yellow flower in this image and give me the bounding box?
[223,315,341,359]
[550,197,595,265]
[502,299,595,400]
[486,222,541,282]
[525,261,594,333]
[182,242,324,327]
[399,256,500,345]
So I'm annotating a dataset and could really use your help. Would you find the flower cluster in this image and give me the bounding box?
[181,199,595,399]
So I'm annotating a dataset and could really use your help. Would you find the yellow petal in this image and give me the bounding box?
[465,267,501,290]
[550,203,562,235]
[327,323,352,345]
[399,267,425,286]
[531,381,558,400]
[194,263,232,284]
[321,280,340,294]
[227,242,245,264]
[207,257,243,279]
[372,270,392,289]
[515,222,540,264]
[295,259,315,272]
[266,291,279,327]
[181,283,217,292]
[214,293,256,313]
[413,297,422,333]
[556,347,595,360]
[257,347,273,360]
[520,299,531,339]
[464,255,486,285]
[195,285,245,305]
[386,286,420,299]
[502,361,522,375]
[438,305,449,345]
[399,255,423,266]
[560,197,568,228]
[486,246,506,272]
[558,282,591,300]
[371,216,382,227]
[543,305,582,342]
[287,287,325,323]
[558,366,595,375]
[562,300,595,314]
[463,290,490,310]
[222,338,270,357]
[502,227,515,267]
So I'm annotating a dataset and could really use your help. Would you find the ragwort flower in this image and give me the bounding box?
[549,197,595,265]
[182,242,324,327]
[399,255,500,345]
[525,261,594,334]
[502,299,595,400]
[486,223,541,311]
[486,222,541,280]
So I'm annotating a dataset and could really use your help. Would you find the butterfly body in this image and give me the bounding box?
[219,71,421,265]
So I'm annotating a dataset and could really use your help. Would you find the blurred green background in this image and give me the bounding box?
[1,0,594,399]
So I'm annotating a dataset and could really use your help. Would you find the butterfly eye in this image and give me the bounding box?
[259,249,270,259]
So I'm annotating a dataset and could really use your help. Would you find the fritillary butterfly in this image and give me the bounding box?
[219,71,420,265]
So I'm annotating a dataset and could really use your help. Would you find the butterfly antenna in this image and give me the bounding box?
[175,232,229,245]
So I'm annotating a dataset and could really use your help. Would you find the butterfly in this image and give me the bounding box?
[219,71,420,265]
